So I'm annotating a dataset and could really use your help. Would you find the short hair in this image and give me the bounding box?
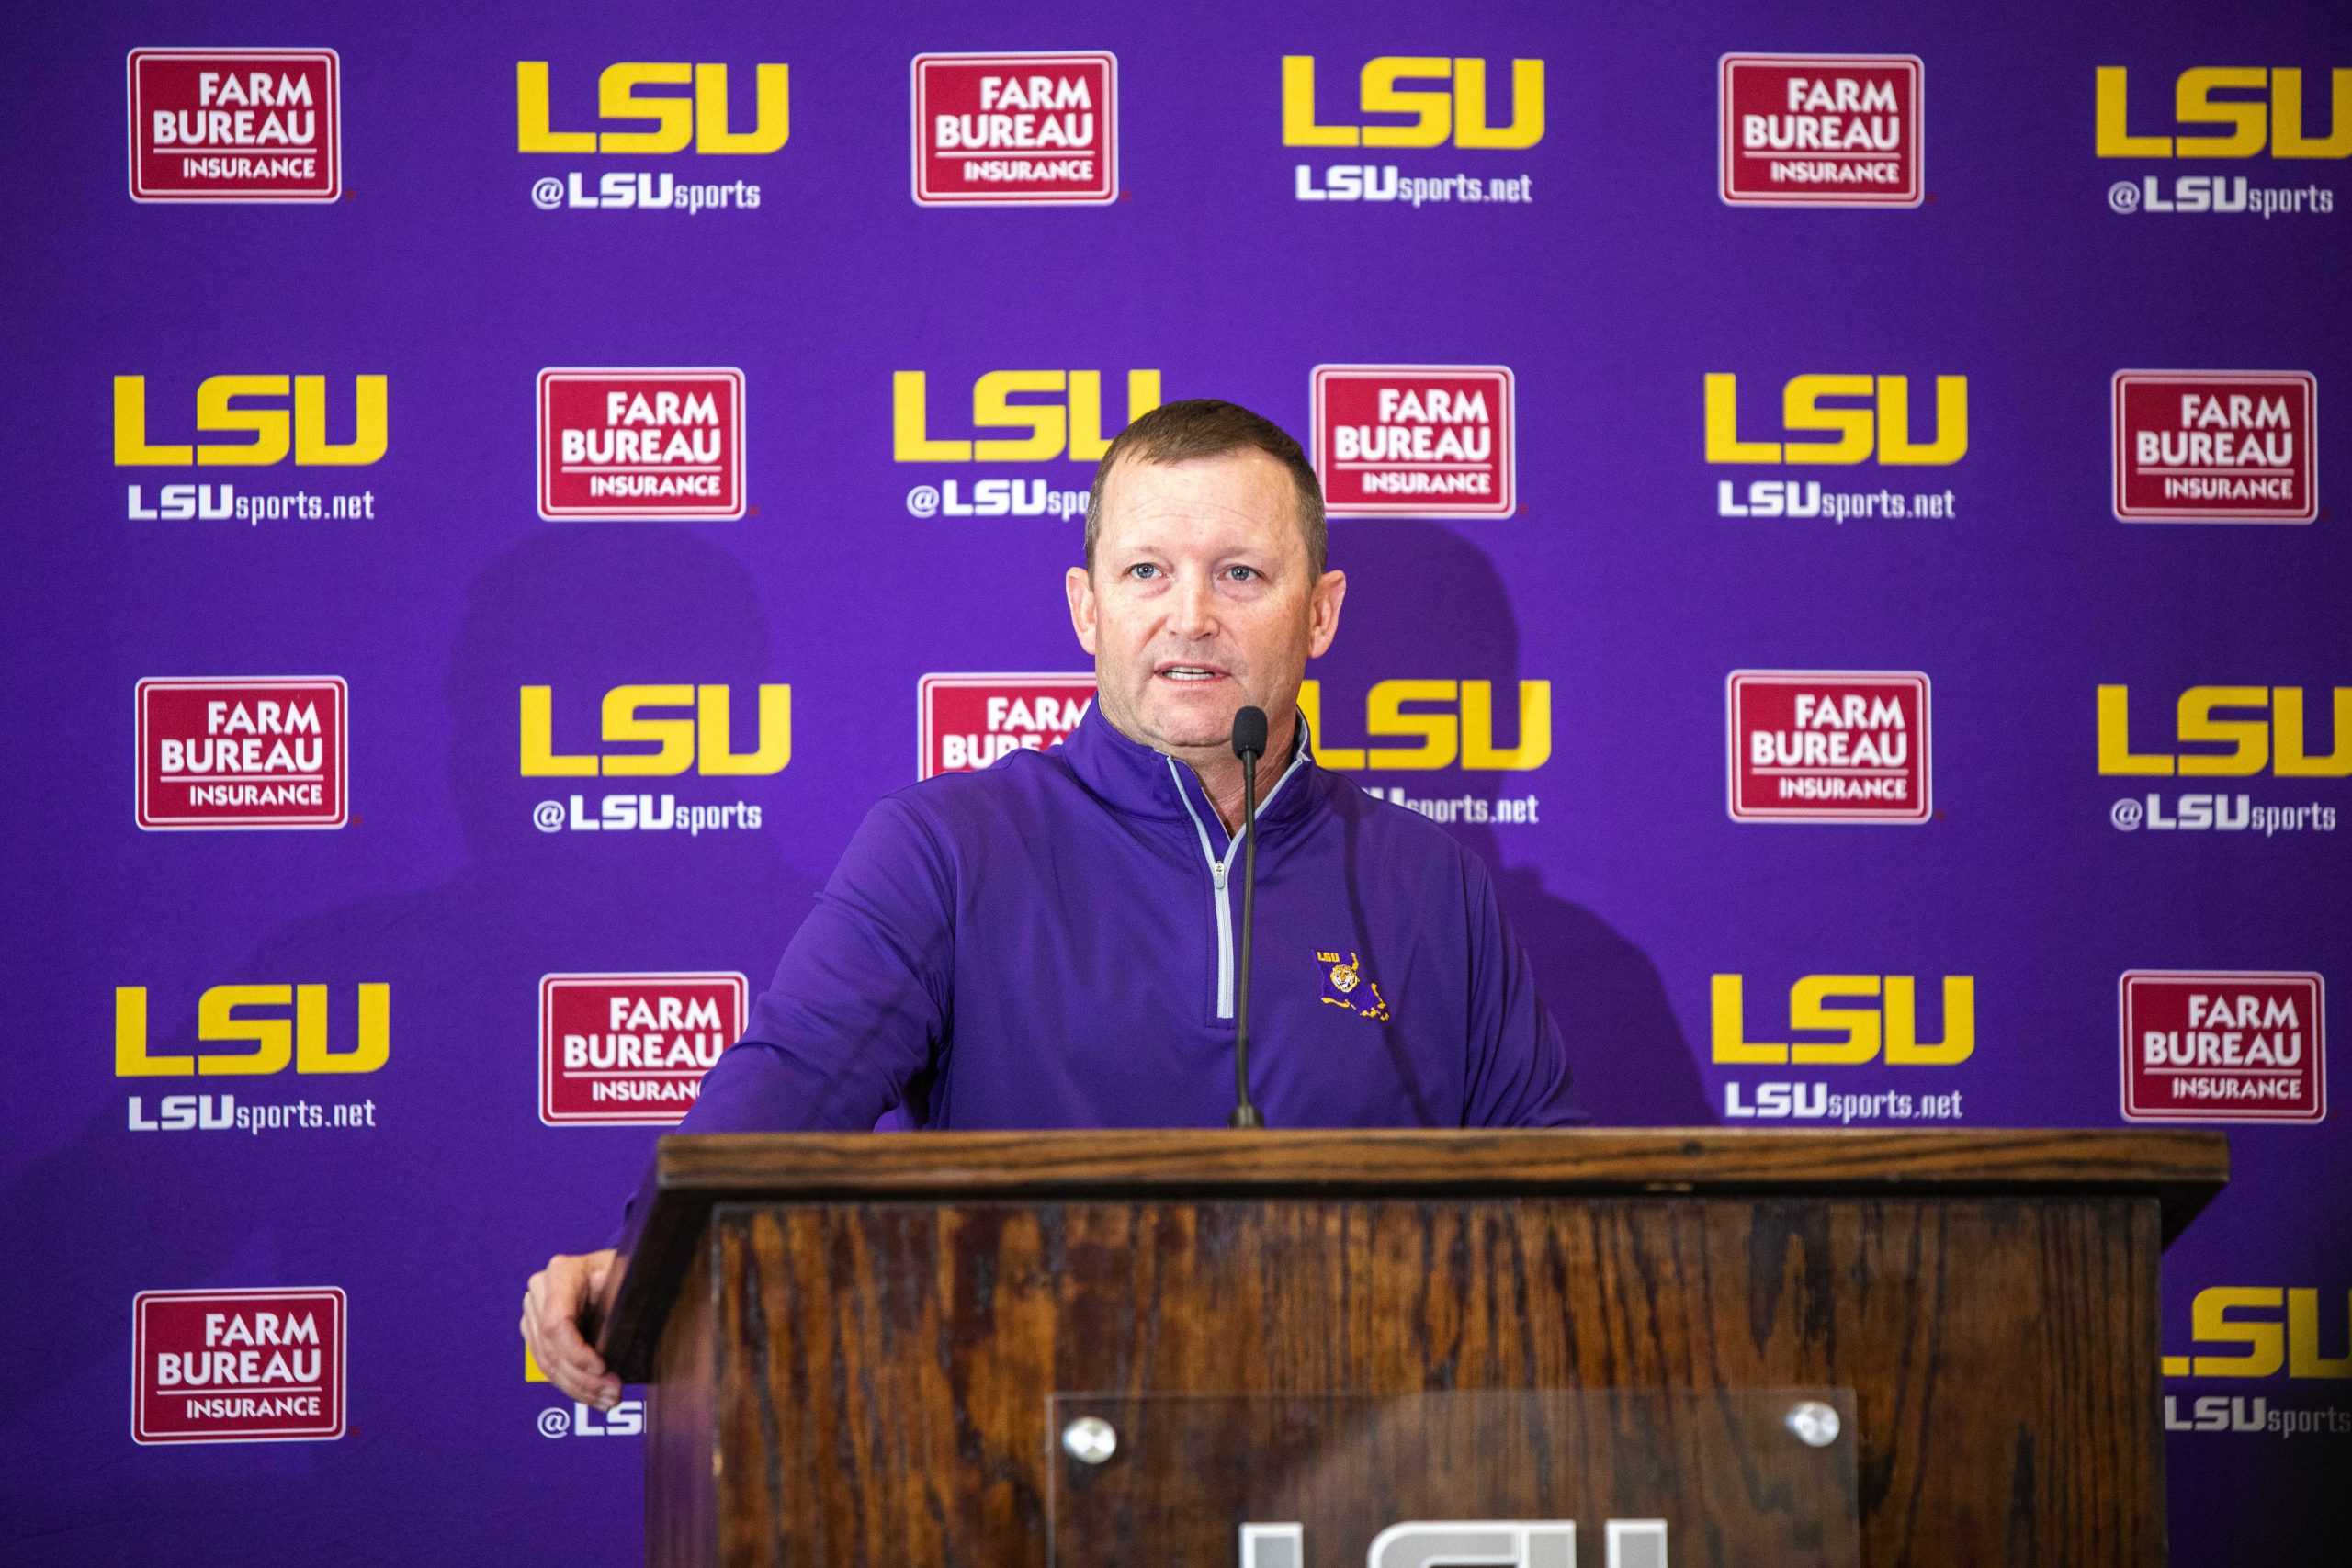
[1083,398,1329,576]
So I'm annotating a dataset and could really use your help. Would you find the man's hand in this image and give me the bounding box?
[522,1248,621,1408]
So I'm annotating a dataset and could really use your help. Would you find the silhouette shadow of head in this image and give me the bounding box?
[449,527,766,847]
[1316,520,1705,1125]
[7,527,821,1422]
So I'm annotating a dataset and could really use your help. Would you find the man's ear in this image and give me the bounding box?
[1306,569,1347,659]
[1065,565,1099,655]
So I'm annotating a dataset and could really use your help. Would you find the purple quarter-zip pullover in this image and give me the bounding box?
[669,700,1576,1136]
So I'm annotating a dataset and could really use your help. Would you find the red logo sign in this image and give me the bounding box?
[918,673,1094,780]
[1719,53,1923,208]
[2120,971,2326,1123]
[539,972,748,1125]
[536,368,745,521]
[910,51,1118,206]
[1726,671,1932,824]
[127,49,341,203]
[137,677,347,831]
[2112,371,2318,524]
[131,1287,346,1444]
[1311,366,1516,518]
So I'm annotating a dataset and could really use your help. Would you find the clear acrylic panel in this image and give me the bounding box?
[1046,1389,1859,1568]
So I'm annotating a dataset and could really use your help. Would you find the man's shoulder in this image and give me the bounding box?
[1306,768,1487,883]
[874,745,1086,842]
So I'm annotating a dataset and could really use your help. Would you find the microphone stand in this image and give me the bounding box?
[1230,713,1265,1129]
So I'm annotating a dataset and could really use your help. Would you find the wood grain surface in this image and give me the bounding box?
[653,1126,2223,1205]
[645,1250,716,1568]
[644,1191,2169,1567]
[600,1128,2224,1382]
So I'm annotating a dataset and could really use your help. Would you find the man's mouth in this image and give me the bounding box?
[1154,661,1230,684]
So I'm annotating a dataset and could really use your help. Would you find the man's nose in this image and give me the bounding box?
[1165,572,1219,639]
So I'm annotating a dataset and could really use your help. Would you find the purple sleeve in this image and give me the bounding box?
[1459,852,1583,1128]
[606,795,953,1245]
[685,795,953,1133]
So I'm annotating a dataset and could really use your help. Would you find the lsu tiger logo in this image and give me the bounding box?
[1317,949,1390,1021]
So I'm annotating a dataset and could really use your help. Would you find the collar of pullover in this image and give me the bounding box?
[1059,697,1321,844]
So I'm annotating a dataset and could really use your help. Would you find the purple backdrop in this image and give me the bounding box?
[4,1,2347,1561]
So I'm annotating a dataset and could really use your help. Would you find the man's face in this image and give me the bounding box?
[1066,447,1345,761]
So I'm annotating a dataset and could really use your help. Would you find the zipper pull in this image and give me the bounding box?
[1214,864,1227,891]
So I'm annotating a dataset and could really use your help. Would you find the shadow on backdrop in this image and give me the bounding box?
[1315,519,1704,1125]
[10,526,820,1429]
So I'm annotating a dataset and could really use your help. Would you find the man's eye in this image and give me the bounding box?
[1226,566,1259,581]
[1126,563,1160,580]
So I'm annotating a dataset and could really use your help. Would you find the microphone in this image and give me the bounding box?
[1228,706,1269,1129]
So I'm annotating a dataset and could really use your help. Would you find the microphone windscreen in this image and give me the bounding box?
[1230,705,1269,761]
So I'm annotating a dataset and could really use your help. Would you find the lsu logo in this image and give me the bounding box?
[1317,949,1390,1021]
[519,684,791,776]
[893,370,1161,462]
[1712,975,1974,1064]
[911,51,1117,206]
[1727,671,1931,823]
[2111,371,2316,523]
[116,984,390,1077]
[2121,971,2325,1123]
[114,375,388,468]
[918,673,1093,779]
[1298,680,1550,772]
[537,368,745,521]
[540,972,747,1125]
[515,62,788,153]
[1704,375,1967,466]
[2097,68,2352,158]
[2164,1287,2352,1378]
[2097,685,2351,776]
[1281,56,1544,148]
[1719,53,1923,207]
[528,1346,645,1437]
[128,48,340,202]
[1241,1521,1666,1568]
[133,1287,346,1444]
[1311,366,1516,518]
[137,677,347,830]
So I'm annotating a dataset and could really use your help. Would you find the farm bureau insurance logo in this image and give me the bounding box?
[1719,53,1922,207]
[1283,54,1542,207]
[137,677,346,829]
[537,368,744,520]
[2112,371,2317,523]
[539,972,747,1125]
[1311,366,1515,517]
[517,61,783,214]
[132,1287,345,1444]
[2120,971,2325,1123]
[911,52,1116,205]
[128,48,340,202]
[2098,66,2344,220]
[2098,682,2344,835]
[1727,671,1931,823]
[919,673,1093,778]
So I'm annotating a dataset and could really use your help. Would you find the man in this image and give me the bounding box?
[523,399,1575,1408]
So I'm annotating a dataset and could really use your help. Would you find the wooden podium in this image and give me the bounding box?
[594,1128,2224,1566]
